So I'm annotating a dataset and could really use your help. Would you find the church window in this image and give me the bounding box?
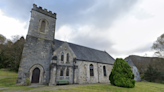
[103,66,106,76]
[60,69,63,76]
[40,20,46,33]
[61,52,64,61]
[66,68,69,76]
[67,53,69,62]
[90,64,94,76]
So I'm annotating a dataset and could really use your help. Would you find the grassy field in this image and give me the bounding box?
[0,69,164,92]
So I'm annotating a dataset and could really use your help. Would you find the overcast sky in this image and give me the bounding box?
[0,0,164,59]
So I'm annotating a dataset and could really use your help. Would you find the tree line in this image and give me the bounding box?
[0,34,25,72]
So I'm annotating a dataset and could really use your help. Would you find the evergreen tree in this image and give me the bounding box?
[144,64,160,82]
[109,58,135,88]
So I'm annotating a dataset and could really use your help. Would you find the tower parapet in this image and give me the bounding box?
[32,4,56,19]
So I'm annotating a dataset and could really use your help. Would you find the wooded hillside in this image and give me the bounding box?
[125,55,164,74]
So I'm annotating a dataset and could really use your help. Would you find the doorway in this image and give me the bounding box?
[31,68,40,83]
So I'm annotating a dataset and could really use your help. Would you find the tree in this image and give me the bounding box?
[152,33,164,57]
[0,34,25,72]
[109,58,135,88]
[0,34,6,44]
[144,64,160,82]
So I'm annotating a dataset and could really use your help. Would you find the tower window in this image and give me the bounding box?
[90,64,94,76]
[60,69,63,76]
[66,68,69,76]
[61,52,64,61]
[103,66,106,76]
[67,53,69,62]
[40,20,46,33]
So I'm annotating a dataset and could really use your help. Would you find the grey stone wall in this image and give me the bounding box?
[28,10,56,41]
[17,35,53,84]
[17,4,56,85]
[50,43,76,85]
[50,42,113,85]
[97,63,113,83]
[76,60,113,84]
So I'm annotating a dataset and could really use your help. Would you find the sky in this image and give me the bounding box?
[0,0,164,59]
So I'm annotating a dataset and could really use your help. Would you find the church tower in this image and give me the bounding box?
[17,4,56,84]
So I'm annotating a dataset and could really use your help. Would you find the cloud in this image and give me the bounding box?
[0,0,34,22]
[0,0,141,59]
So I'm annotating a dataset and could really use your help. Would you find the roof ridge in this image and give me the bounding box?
[54,39,106,53]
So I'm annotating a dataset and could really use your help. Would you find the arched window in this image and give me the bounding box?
[67,53,69,62]
[90,64,94,76]
[103,66,106,76]
[66,68,69,76]
[40,20,46,33]
[61,52,64,61]
[60,69,63,76]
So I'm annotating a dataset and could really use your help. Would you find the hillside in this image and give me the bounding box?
[125,55,164,74]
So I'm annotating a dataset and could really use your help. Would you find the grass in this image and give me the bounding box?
[0,68,17,87]
[0,68,17,76]
[0,77,17,87]
[32,82,164,92]
[0,68,164,92]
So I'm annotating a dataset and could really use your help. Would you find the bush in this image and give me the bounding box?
[25,78,31,86]
[109,58,135,88]
[141,75,144,81]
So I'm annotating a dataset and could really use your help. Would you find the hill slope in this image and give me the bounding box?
[125,55,164,74]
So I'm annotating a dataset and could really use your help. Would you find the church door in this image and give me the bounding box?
[31,68,40,83]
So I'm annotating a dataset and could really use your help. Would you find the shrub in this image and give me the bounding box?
[25,78,31,86]
[109,58,135,88]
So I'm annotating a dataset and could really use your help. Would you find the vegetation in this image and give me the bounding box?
[0,69,17,87]
[152,33,164,57]
[25,78,31,86]
[30,82,164,92]
[144,64,159,82]
[0,34,25,72]
[143,64,164,83]
[124,55,164,76]
[0,69,164,92]
[109,58,135,88]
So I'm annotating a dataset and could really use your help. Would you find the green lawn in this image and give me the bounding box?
[0,68,18,87]
[0,68,17,76]
[31,82,164,92]
[0,68,164,92]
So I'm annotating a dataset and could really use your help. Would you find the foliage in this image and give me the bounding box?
[109,58,135,88]
[25,78,31,86]
[144,64,160,82]
[141,75,144,80]
[152,33,164,57]
[0,34,25,72]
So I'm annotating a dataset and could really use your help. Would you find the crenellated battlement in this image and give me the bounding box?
[32,4,56,19]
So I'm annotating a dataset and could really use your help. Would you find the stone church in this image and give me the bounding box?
[17,4,115,85]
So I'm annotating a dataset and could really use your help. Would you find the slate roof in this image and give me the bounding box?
[125,58,135,67]
[54,39,115,64]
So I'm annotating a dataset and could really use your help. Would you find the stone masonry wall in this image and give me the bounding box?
[17,35,53,84]
[76,60,113,84]
[51,43,76,84]
[28,10,56,41]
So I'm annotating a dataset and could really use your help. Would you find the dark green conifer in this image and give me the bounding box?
[109,58,135,88]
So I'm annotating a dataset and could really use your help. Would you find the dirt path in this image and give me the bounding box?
[28,84,87,92]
